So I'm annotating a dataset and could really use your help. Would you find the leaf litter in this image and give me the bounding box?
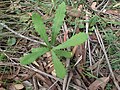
[0,0,120,90]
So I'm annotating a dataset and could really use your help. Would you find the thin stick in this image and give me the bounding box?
[62,22,71,90]
[0,61,61,82]
[99,0,109,13]
[24,65,62,81]
[74,55,82,67]
[48,80,59,90]
[85,10,92,68]
[0,23,46,46]
[23,65,84,90]
[96,0,107,9]
[0,62,81,89]
[95,26,120,90]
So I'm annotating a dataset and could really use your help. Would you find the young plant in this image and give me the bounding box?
[20,2,88,79]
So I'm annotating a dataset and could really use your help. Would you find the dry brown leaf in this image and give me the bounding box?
[72,46,78,56]
[105,10,120,16]
[116,75,120,82]
[116,31,120,37]
[89,33,97,42]
[51,69,56,77]
[42,14,51,20]
[112,87,117,90]
[89,59,102,70]
[22,81,32,87]
[0,88,5,90]
[100,77,110,89]
[33,61,39,67]
[28,13,32,16]
[78,5,83,11]
[88,76,109,90]
[87,0,93,2]
[14,84,24,90]
[8,84,16,90]
[67,5,82,17]
[91,2,97,10]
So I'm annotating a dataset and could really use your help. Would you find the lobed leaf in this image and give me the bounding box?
[88,77,109,90]
[20,47,49,65]
[32,13,50,47]
[54,50,72,58]
[53,32,88,50]
[51,50,66,79]
[51,2,66,45]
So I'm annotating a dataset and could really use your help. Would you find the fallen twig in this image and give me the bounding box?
[95,26,120,90]
[0,23,46,46]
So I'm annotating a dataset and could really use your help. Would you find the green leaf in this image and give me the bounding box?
[53,32,88,50]
[54,50,72,58]
[20,47,49,65]
[32,13,50,47]
[89,15,98,27]
[7,37,16,46]
[0,53,6,61]
[51,50,66,79]
[79,23,85,28]
[51,2,66,45]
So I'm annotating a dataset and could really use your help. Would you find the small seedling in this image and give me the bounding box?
[20,2,88,79]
